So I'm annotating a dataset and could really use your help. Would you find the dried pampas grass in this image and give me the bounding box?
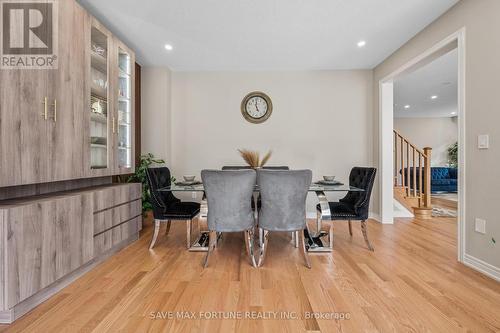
[238,149,272,168]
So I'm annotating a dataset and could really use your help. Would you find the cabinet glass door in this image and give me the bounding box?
[90,26,109,169]
[117,48,132,169]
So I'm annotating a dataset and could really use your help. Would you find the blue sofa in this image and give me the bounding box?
[430,167,457,193]
[402,167,457,193]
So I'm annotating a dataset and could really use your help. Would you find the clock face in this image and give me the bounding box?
[245,96,268,119]
[241,92,273,124]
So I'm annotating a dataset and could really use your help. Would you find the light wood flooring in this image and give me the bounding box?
[2,216,500,333]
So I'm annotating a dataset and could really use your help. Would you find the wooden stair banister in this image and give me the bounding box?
[393,130,433,218]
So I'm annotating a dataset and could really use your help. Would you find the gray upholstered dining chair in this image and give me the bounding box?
[257,169,312,268]
[221,166,290,212]
[201,169,257,268]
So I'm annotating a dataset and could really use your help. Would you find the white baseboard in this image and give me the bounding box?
[369,212,381,223]
[463,253,500,282]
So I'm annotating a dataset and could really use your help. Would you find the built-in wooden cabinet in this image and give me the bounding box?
[0,0,139,323]
[1,192,94,308]
[0,0,136,188]
[0,183,141,322]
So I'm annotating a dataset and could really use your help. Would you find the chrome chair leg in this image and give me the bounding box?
[244,230,257,267]
[294,231,299,248]
[203,231,217,268]
[257,229,269,267]
[165,220,171,235]
[299,230,311,269]
[186,219,192,249]
[361,220,374,251]
[149,220,161,250]
[329,222,334,249]
[316,212,323,236]
[348,220,353,236]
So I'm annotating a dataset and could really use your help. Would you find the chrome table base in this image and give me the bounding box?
[188,190,334,253]
[304,191,333,252]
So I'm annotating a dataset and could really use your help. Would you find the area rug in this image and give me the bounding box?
[432,207,457,218]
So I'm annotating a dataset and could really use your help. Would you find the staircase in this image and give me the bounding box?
[393,130,433,218]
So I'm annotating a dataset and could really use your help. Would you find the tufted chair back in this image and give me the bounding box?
[257,169,312,231]
[146,167,180,219]
[339,167,377,220]
[202,169,257,232]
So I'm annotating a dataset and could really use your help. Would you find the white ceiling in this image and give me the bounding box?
[394,48,458,118]
[77,0,459,71]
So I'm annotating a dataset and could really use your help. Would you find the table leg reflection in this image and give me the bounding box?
[305,191,333,252]
[188,192,221,252]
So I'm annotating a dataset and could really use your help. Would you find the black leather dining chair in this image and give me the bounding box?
[316,167,377,251]
[146,167,200,250]
[221,166,252,170]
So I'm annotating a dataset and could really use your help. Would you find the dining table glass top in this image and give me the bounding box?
[158,182,364,192]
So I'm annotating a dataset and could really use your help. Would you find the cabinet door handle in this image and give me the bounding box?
[116,113,119,134]
[41,97,48,120]
[112,116,115,133]
[50,99,57,122]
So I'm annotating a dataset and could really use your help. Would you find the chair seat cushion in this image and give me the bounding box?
[316,202,358,220]
[163,201,200,219]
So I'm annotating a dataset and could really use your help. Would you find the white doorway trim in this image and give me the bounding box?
[379,28,466,261]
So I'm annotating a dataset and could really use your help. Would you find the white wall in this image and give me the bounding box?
[141,67,172,162]
[162,70,373,215]
[394,117,458,166]
[374,0,500,272]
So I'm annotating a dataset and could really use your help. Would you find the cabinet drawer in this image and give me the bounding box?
[93,199,141,235]
[94,216,140,256]
[93,184,141,212]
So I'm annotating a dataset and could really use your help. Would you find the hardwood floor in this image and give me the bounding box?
[2,216,500,332]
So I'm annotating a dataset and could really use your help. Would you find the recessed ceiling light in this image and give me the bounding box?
[357,40,366,48]
[451,111,457,115]
[404,105,411,109]
[431,95,438,100]
[164,44,173,51]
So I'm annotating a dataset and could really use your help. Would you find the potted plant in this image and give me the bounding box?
[127,153,174,226]
[448,142,458,168]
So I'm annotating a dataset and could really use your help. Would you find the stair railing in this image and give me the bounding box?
[393,130,432,209]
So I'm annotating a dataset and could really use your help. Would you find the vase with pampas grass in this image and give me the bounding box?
[238,149,272,169]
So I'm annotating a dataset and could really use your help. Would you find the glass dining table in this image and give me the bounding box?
[158,182,364,253]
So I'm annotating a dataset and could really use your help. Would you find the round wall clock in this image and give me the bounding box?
[241,91,273,124]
